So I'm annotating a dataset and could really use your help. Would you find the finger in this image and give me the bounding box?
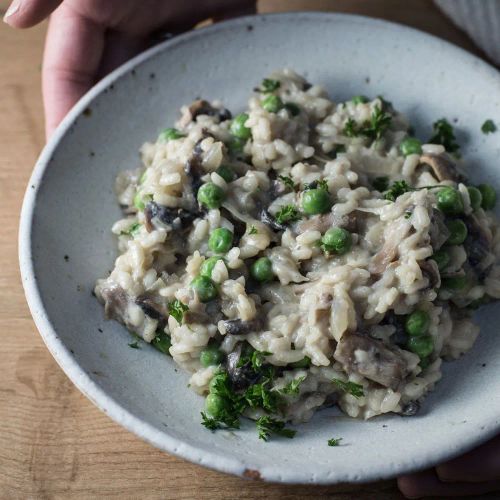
[398,469,500,498]
[436,435,500,483]
[3,0,62,28]
[42,3,104,138]
[97,30,149,79]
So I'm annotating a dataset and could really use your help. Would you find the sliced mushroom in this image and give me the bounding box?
[429,208,450,251]
[420,153,464,183]
[464,214,493,272]
[420,259,441,289]
[400,401,420,416]
[222,318,264,335]
[226,344,261,390]
[135,294,168,330]
[179,99,232,127]
[100,284,129,321]
[333,333,409,390]
[145,201,200,232]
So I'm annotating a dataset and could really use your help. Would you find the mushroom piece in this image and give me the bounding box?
[420,258,441,289]
[135,294,168,330]
[420,153,464,183]
[100,284,129,321]
[179,99,232,127]
[144,201,200,232]
[222,318,264,336]
[429,208,450,251]
[464,214,493,272]
[400,401,420,416]
[260,209,286,232]
[333,333,409,390]
[226,344,261,390]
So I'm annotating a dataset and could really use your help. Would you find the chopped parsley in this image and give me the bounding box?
[248,225,258,235]
[384,180,413,202]
[342,105,392,141]
[429,118,460,154]
[481,119,497,134]
[278,175,297,191]
[251,350,272,371]
[332,378,364,398]
[121,222,141,236]
[128,341,140,349]
[151,330,172,355]
[275,204,301,225]
[256,416,296,441]
[244,379,279,412]
[260,78,281,93]
[277,376,306,396]
[168,299,189,324]
[328,437,343,447]
[372,176,389,192]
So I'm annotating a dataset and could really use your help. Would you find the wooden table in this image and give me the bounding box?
[0,1,494,498]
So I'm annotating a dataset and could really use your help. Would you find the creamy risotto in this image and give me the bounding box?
[95,70,500,440]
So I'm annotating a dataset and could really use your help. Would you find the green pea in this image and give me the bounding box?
[216,165,236,183]
[419,357,431,370]
[290,356,311,369]
[205,393,227,418]
[441,275,468,291]
[250,257,274,283]
[151,330,172,355]
[446,219,468,245]
[200,256,225,278]
[467,186,483,211]
[230,113,252,140]
[208,228,233,253]
[262,95,284,113]
[478,184,497,210]
[302,189,331,215]
[399,137,422,157]
[321,228,352,255]
[200,346,224,367]
[197,182,225,209]
[227,137,246,155]
[407,335,434,358]
[351,95,369,104]
[405,310,430,337]
[436,187,464,215]
[284,102,300,116]
[432,249,450,271]
[190,275,218,302]
[159,127,185,141]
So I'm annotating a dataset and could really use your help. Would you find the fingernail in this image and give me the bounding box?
[3,0,21,23]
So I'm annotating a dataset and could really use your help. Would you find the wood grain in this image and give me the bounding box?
[0,1,495,498]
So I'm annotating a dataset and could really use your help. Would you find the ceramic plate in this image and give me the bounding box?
[19,13,500,484]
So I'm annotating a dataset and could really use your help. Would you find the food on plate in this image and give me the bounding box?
[95,70,500,440]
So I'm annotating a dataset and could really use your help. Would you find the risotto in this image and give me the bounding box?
[95,70,500,440]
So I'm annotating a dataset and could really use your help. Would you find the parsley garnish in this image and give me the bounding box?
[250,350,272,371]
[343,106,392,141]
[121,222,141,236]
[168,299,189,324]
[481,119,497,134]
[277,376,306,396]
[244,379,279,412]
[332,378,364,398]
[151,330,172,355]
[256,416,296,441]
[248,225,258,235]
[384,180,413,202]
[328,437,343,447]
[343,118,358,137]
[372,176,389,192]
[275,204,301,225]
[278,175,297,191]
[128,341,140,349]
[260,78,281,93]
[429,118,460,154]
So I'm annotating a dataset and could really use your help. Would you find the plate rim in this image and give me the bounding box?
[18,11,500,484]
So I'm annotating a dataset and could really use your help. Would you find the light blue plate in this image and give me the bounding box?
[19,13,500,484]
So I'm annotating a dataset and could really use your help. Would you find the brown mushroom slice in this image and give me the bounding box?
[464,214,493,272]
[333,333,409,390]
[420,258,441,289]
[420,153,464,183]
[179,99,232,127]
[296,213,334,233]
[101,284,129,321]
[429,208,450,251]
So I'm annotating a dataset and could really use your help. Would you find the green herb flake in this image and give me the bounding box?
[121,222,141,236]
[168,299,189,324]
[384,180,413,202]
[251,350,272,371]
[128,341,140,349]
[275,204,301,225]
[248,225,258,235]
[260,78,281,93]
[278,376,306,396]
[429,118,460,154]
[343,117,359,137]
[328,437,343,447]
[342,105,392,141]
[256,416,296,441]
[481,119,497,134]
[332,378,364,398]
[316,179,329,191]
[278,175,297,191]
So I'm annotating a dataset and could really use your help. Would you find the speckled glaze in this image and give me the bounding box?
[19,13,500,484]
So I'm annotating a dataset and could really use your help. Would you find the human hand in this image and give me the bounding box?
[398,434,500,498]
[3,0,255,139]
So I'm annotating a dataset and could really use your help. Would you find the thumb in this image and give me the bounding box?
[3,0,63,28]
